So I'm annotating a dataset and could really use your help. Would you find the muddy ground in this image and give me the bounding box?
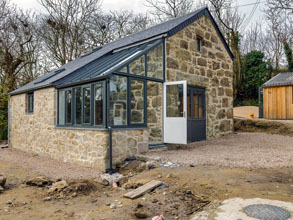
[0,153,292,220]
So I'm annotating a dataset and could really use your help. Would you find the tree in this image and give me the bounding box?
[238,51,269,100]
[145,0,195,21]
[37,0,102,67]
[267,0,293,11]
[283,40,293,72]
[87,10,151,48]
[0,0,37,93]
[208,0,246,99]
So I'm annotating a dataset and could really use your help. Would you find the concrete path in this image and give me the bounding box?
[192,198,293,220]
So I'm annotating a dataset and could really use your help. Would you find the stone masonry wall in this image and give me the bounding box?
[166,16,234,137]
[9,87,148,171]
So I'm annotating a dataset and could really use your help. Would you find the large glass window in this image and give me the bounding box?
[65,90,72,124]
[58,82,105,127]
[83,87,91,124]
[130,79,145,124]
[147,44,163,79]
[129,55,145,76]
[94,83,104,125]
[110,75,127,126]
[75,87,82,124]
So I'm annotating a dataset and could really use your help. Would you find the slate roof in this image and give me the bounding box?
[10,7,233,95]
[263,72,293,87]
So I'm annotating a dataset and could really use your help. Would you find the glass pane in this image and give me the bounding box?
[94,83,103,125]
[198,94,204,118]
[187,90,191,117]
[58,90,65,125]
[147,81,163,143]
[193,94,198,118]
[131,79,144,124]
[110,75,127,125]
[118,65,128,73]
[166,84,183,117]
[83,87,91,124]
[147,44,163,79]
[75,87,82,124]
[129,55,145,76]
[65,90,72,124]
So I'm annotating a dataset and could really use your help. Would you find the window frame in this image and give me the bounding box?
[57,39,166,129]
[57,80,106,128]
[196,37,202,52]
[128,77,147,126]
[27,92,34,114]
[187,87,206,120]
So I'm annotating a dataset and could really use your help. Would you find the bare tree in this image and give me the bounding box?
[267,0,293,11]
[87,10,151,47]
[0,0,37,93]
[37,0,102,67]
[145,0,195,21]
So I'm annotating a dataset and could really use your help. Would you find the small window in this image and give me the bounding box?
[196,37,201,52]
[27,92,34,113]
[94,83,104,125]
[83,87,91,124]
[65,90,72,124]
[75,87,82,124]
[130,79,145,124]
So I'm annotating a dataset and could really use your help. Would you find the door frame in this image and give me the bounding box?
[163,80,187,144]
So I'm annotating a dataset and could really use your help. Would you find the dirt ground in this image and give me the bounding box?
[0,132,293,220]
[233,106,259,118]
[146,132,293,168]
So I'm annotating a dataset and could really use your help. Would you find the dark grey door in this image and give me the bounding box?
[187,87,206,142]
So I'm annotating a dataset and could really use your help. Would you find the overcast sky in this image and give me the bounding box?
[10,0,267,30]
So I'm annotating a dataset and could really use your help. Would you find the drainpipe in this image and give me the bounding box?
[106,77,116,174]
[2,95,10,149]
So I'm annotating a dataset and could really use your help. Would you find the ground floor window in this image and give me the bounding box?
[58,81,105,127]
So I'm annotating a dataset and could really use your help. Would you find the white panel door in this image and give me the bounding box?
[164,80,187,144]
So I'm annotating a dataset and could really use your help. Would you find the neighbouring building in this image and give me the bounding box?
[9,7,234,171]
[262,72,293,119]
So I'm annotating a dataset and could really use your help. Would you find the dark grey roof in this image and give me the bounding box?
[263,72,293,87]
[54,39,163,87]
[10,7,233,95]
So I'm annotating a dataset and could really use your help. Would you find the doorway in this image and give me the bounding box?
[187,86,206,142]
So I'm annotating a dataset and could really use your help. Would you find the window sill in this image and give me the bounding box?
[54,126,148,131]
[55,126,107,131]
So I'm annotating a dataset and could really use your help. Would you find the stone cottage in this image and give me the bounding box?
[9,7,234,171]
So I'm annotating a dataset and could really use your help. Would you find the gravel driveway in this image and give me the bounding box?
[146,133,293,168]
[0,148,101,179]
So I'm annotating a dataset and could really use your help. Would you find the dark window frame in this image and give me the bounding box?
[57,80,106,128]
[187,87,206,120]
[27,92,34,113]
[128,77,147,126]
[196,37,202,52]
[57,39,166,129]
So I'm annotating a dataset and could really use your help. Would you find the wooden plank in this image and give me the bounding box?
[124,180,162,199]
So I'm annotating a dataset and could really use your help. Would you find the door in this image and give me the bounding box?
[258,87,263,118]
[164,81,187,144]
[187,87,206,142]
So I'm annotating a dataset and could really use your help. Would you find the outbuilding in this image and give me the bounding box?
[9,7,234,171]
[262,72,293,119]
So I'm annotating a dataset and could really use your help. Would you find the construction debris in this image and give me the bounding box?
[124,180,163,199]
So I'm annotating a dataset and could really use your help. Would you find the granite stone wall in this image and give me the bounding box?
[9,88,148,171]
[166,16,234,137]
